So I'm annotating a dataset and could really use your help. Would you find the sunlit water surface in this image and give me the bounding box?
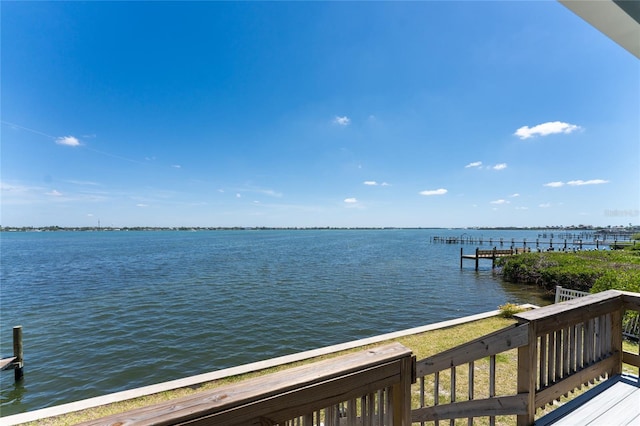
[0,229,552,415]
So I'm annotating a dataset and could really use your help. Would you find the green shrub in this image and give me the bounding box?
[498,302,526,318]
[498,250,640,295]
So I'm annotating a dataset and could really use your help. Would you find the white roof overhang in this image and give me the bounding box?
[559,0,640,58]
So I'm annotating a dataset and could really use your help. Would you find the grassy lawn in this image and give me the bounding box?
[21,315,640,426]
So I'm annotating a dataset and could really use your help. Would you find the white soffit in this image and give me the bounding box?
[559,0,640,59]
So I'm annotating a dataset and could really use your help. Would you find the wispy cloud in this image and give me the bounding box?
[465,161,482,168]
[55,135,81,147]
[510,193,520,197]
[539,203,552,208]
[66,179,100,186]
[333,116,350,126]
[47,189,63,196]
[344,197,358,203]
[260,189,283,197]
[492,163,507,170]
[567,179,609,186]
[419,188,447,196]
[136,203,148,207]
[171,164,181,169]
[363,181,390,186]
[490,199,510,205]
[544,179,609,187]
[514,121,581,140]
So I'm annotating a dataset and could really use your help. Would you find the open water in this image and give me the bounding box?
[0,228,552,416]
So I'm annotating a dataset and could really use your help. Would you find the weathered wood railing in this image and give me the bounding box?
[411,290,640,425]
[79,342,415,426]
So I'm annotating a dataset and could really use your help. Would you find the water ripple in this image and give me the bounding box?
[0,229,548,415]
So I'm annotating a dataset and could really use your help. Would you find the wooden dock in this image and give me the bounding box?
[433,235,632,251]
[460,247,529,270]
[1,325,24,381]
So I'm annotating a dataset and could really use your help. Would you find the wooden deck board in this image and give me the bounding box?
[535,374,640,425]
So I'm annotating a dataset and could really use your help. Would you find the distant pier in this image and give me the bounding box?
[431,235,632,251]
[460,247,529,270]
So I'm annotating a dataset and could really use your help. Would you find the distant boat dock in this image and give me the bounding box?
[459,247,529,270]
[432,232,637,270]
[431,231,633,251]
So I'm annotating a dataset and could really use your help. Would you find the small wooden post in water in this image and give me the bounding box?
[13,325,23,381]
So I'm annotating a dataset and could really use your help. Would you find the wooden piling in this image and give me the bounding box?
[13,325,23,381]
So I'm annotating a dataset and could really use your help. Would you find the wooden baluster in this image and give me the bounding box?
[468,361,474,426]
[434,372,440,426]
[450,367,456,426]
[489,355,496,426]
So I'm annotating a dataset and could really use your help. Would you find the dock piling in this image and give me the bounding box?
[13,326,23,381]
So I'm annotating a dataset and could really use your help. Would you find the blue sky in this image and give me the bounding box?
[1,1,638,228]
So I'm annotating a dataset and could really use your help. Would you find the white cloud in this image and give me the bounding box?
[539,203,552,208]
[465,161,482,168]
[545,179,609,187]
[333,116,351,126]
[171,164,181,169]
[344,197,358,203]
[419,188,447,196]
[490,199,510,205]
[236,193,242,198]
[55,135,81,146]
[510,193,520,197]
[567,179,609,186]
[364,181,390,187]
[136,203,148,207]
[515,206,529,210]
[514,121,581,140]
[47,189,62,196]
[492,163,507,170]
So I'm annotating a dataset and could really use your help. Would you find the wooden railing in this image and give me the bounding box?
[411,290,640,425]
[73,291,640,426]
[555,285,640,340]
[79,342,415,426]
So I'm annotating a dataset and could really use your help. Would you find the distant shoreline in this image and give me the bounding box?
[1,225,638,234]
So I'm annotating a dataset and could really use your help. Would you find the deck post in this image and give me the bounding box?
[517,320,536,426]
[13,326,23,381]
[460,247,463,269]
[392,355,414,426]
[610,308,623,377]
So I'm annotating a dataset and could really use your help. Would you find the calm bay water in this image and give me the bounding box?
[0,229,550,416]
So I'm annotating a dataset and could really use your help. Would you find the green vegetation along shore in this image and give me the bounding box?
[497,243,640,297]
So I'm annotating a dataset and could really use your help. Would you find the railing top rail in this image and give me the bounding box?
[79,343,412,426]
[416,323,528,377]
[514,290,624,334]
[620,290,640,311]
